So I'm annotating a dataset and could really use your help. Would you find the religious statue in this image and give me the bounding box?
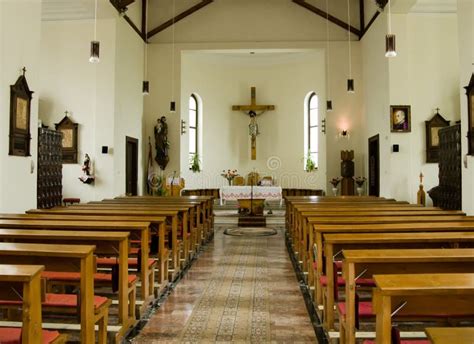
[154,116,170,170]
[340,150,355,195]
[79,153,95,184]
[248,111,259,138]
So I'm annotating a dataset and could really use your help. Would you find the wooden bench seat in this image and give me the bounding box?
[425,327,474,344]
[371,273,474,344]
[0,327,65,344]
[0,243,102,343]
[338,249,474,344]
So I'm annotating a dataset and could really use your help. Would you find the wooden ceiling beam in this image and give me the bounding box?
[359,0,365,33]
[359,11,380,39]
[147,0,214,39]
[292,0,361,38]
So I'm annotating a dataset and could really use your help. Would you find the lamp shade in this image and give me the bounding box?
[385,34,397,57]
[326,100,333,111]
[142,81,149,95]
[89,41,100,63]
[347,79,355,93]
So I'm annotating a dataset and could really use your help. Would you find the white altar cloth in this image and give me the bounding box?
[219,186,283,205]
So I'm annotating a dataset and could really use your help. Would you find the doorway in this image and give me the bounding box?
[125,136,138,196]
[368,134,380,197]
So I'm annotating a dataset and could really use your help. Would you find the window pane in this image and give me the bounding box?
[309,109,318,127]
[309,94,318,109]
[189,110,197,127]
[189,128,196,154]
[309,127,318,153]
[189,96,197,110]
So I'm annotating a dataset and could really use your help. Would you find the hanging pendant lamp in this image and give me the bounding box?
[89,0,100,63]
[385,0,397,57]
[325,0,333,111]
[347,0,354,93]
[170,0,176,112]
[143,0,150,95]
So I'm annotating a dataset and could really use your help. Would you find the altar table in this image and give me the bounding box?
[219,186,283,206]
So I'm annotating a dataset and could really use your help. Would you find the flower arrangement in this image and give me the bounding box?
[329,177,342,187]
[221,169,239,185]
[353,176,367,187]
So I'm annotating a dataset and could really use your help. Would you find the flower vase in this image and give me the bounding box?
[332,187,338,196]
[356,186,363,196]
[228,179,232,186]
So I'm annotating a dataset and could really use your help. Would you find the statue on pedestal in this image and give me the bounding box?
[341,150,355,196]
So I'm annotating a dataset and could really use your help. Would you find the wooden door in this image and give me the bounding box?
[125,136,138,196]
[368,134,380,197]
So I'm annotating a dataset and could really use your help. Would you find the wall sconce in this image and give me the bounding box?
[170,101,176,113]
[321,119,326,134]
[181,120,186,135]
[339,130,350,139]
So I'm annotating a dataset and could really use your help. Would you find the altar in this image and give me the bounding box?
[219,186,283,206]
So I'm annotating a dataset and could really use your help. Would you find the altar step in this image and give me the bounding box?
[238,215,266,227]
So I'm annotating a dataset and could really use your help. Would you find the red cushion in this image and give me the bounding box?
[96,257,156,267]
[337,301,374,317]
[319,276,375,286]
[0,293,108,310]
[363,341,430,344]
[42,271,137,284]
[0,328,60,344]
[130,248,140,255]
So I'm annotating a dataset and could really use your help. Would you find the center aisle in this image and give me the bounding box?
[132,225,317,343]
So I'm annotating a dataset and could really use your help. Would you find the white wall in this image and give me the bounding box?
[0,0,41,212]
[39,19,117,203]
[39,16,144,202]
[361,10,460,203]
[457,0,474,215]
[145,41,365,193]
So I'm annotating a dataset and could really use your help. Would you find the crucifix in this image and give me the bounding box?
[232,87,275,160]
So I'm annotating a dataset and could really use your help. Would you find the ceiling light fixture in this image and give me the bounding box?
[142,0,149,95]
[89,0,100,63]
[347,0,354,93]
[385,0,397,57]
[170,0,176,113]
[325,0,333,111]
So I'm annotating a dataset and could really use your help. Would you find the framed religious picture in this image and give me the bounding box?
[390,105,411,133]
[9,70,34,156]
[55,113,78,163]
[425,109,450,163]
[465,73,474,155]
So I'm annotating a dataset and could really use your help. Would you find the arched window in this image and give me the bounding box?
[306,92,319,169]
[189,94,199,166]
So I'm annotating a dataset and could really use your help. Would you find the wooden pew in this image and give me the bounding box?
[311,222,474,306]
[0,213,168,288]
[339,249,474,344]
[0,218,156,301]
[0,243,99,343]
[322,231,474,331]
[371,273,474,344]
[0,229,134,341]
[77,203,198,266]
[26,208,181,279]
[425,327,474,344]
[0,264,67,344]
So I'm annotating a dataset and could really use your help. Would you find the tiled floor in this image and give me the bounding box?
[132,226,317,343]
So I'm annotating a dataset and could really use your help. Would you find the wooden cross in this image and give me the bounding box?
[232,87,275,160]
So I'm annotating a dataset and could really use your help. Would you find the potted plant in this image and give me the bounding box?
[353,176,367,196]
[304,153,317,172]
[190,153,201,173]
[329,177,342,196]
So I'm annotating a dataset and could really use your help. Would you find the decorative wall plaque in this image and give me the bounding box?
[9,68,33,156]
[55,112,78,164]
[425,109,450,163]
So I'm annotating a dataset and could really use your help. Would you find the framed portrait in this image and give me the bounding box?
[55,114,78,164]
[9,72,33,156]
[390,105,411,133]
[425,111,450,163]
[465,73,474,155]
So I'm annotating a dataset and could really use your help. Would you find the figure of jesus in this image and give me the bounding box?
[248,110,259,138]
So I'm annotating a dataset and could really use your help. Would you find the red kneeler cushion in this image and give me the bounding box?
[363,340,431,344]
[42,271,137,284]
[0,293,108,310]
[337,301,374,318]
[0,327,60,344]
[96,257,156,267]
[319,276,375,287]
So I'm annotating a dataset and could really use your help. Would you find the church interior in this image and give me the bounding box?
[0,0,474,343]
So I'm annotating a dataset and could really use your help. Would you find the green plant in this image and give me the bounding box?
[304,153,317,172]
[190,153,201,173]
